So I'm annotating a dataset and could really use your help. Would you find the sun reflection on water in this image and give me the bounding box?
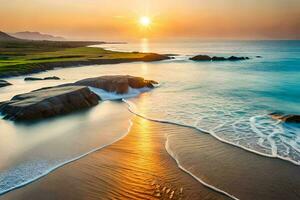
[140,38,149,53]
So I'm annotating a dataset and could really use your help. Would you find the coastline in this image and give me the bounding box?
[0,116,230,200]
[1,40,299,200]
[2,111,300,200]
[1,109,300,199]
[0,39,170,78]
[0,56,169,78]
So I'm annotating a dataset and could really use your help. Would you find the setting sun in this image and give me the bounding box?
[139,16,151,27]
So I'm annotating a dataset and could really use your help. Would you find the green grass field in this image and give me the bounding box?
[0,40,150,77]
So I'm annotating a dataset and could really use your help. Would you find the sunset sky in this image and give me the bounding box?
[1,0,299,40]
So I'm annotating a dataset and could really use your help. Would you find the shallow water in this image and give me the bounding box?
[0,40,299,195]
[0,101,133,194]
[102,40,300,164]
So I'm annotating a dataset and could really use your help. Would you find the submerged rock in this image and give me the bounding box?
[190,55,249,61]
[44,76,61,80]
[0,86,99,121]
[0,80,12,88]
[269,113,300,123]
[75,75,158,94]
[212,56,227,61]
[24,76,60,81]
[189,55,212,61]
[227,56,249,61]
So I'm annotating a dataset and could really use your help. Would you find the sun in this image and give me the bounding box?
[139,16,151,27]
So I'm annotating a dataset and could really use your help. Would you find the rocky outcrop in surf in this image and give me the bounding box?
[0,86,99,121]
[0,80,12,88]
[74,75,158,94]
[270,113,300,123]
[24,76,60,81]
[0,75,158,121]
[190,55,249,61]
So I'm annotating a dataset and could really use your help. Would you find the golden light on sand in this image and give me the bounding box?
[139,16,151,27]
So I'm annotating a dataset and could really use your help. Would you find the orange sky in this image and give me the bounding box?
[0,0,299,40]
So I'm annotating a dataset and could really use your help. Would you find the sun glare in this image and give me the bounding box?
[139,16,151,27]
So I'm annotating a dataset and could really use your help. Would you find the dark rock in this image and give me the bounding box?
[0,86,99,121]
[269,113,300,123]
[24,77,44,81]
[256,56,262,58]
[44,76,60,80]
[75,75,158,94]
[212,56,227,61]
[228,56,248,61]
[0,75,158,121]
[190,55,212,61]
[190,55,250,62]
[0,80,12,88]
[24,76,60,81]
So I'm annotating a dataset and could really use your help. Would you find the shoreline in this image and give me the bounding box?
[0,120,133,196]
[0,115,230,200]
[124,100,300,166]
[125,99,300,199]
[0,39,170,79]
[0,56,169,79]
[1,106,300,199]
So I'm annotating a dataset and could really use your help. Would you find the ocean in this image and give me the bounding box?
[0,40,299,196]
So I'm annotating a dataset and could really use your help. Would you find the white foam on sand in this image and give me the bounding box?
[123,99,300,166]
[123,99,240,200]
[0,120,133,195]
[0,86,156,195]
[123,99,300,200]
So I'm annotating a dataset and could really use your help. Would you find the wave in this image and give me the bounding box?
[165,136,239,200]
[123,99,240,200]
[89,86,154,101]
[122,99,300,200]
[0,120,133,196]
[123,100,300,166]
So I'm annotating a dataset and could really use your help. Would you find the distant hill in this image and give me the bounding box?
[11,31,66,41]
[0,31,21,41]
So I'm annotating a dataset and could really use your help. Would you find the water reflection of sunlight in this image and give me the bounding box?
[140,38,149,53]
[133,94,156,166]
[136,95,152,151]
[141,63,148,76]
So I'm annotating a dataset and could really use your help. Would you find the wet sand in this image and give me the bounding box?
[0,116,229,200]
[1,114,300,200]
[166,127,300,200]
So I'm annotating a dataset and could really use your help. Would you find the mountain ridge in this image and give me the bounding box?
[0,31,21,41]
[11,31,66,41]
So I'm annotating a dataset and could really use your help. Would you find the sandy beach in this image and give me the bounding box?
[1,1,300,199]
[0,115,229,200]
[2,109,300,200]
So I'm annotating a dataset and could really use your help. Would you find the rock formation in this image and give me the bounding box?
[0,80,12,88]
[0,86,99,121]
[190,55,249,61]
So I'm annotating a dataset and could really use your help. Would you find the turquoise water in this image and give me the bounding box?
[0,40,299,195]
[101,40,300,163]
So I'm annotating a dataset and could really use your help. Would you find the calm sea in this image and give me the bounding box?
[0,40,299,194]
